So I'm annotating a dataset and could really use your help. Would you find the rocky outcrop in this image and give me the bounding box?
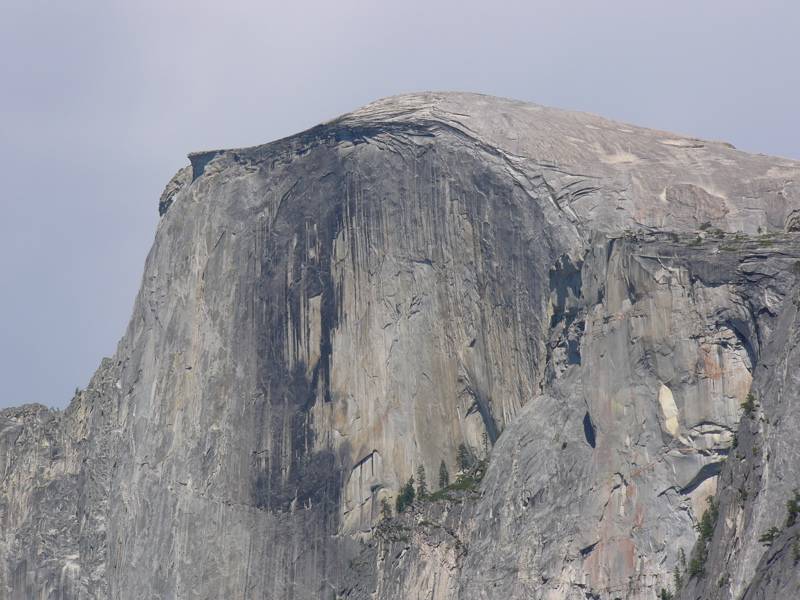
[158,165,192,216]
[460,232,800,599]
[1,92,799,599]
[0,358,120,599]
[680,258,800,600]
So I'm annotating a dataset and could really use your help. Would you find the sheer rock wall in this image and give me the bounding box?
[2,92,799,599]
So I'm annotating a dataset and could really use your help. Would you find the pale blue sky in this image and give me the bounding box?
[1,0,798,408]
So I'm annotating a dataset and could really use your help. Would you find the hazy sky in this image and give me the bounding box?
[1,1,798,409]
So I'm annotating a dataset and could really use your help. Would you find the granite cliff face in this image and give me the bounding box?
[2,93,800,599]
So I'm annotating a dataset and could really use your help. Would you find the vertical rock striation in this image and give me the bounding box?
[1,92,800,599]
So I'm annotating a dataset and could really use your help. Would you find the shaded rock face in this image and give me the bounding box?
[2,92,800,599]
[461,234,800,599]
[680,273,800,600]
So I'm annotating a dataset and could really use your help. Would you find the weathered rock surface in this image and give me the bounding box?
[681,256,800,600]
[2,92,800,599]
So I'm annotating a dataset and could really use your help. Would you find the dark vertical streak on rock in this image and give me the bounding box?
[583,412,596,448]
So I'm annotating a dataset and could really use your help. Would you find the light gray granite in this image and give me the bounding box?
[2,92,800,599]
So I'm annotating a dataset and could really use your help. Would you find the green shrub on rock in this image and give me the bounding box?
[395,477,415,513]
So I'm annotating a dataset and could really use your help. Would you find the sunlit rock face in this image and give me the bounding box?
[2,93,800,600]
